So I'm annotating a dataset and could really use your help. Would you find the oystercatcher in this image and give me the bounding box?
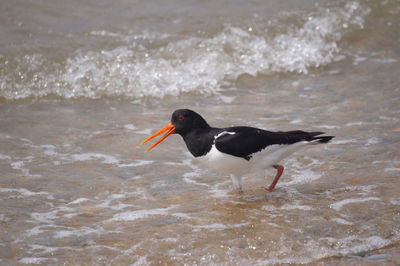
[141,109,334,192]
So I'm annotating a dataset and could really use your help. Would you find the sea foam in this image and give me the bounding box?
[0,1,370,100]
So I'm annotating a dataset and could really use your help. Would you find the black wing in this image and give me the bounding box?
[214,127,331,159]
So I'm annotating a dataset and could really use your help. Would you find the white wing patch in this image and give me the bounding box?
[214,131,236,142]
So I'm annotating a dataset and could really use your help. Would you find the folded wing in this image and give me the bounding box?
[214,127,331,159]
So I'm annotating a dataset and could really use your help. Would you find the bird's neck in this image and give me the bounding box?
[182,127,217,157]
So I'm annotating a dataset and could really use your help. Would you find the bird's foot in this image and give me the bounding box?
[265,187,275,192]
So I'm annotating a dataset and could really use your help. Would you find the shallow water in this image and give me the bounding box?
[1,0,400,265]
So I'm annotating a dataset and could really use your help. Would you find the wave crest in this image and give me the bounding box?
[0,1,370,100]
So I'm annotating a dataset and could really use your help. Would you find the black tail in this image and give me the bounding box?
[312,135,334,143]
[285,130,334,143]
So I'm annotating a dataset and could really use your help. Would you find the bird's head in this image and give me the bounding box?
[140,109,209,152]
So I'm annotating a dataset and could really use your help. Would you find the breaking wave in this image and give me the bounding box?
[0,1,370,100]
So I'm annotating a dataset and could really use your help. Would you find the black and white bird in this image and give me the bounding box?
[141,109,334,192]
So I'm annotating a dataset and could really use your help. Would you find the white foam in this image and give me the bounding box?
[365,137,381,146]
[353,54,367,65]
[90,130,105,136]
[89,30,126,39]
[54,227,97,239]
[28,244,58,254]
[30,210,61,224]
[171,212,192,219]
[40,144,58,156]
[390,199,400,205]
[0,214,10,222]
[135,129,153,135]
[327,184,377,196]
[124,124,136,130]
[332,217,354,225]
[0,188,52,199]
[192,222,250,231]
[257,234,396,265]
[19,257,48,264]
[130,256,149,266]
[379,115,399,122]
[109,206,176,221]
[330,197,380,211]
[68,198,90,205]
[0,1,370,100]
[9,158,42,177]
[70,153,119,164]
[331,139,357,144]
[129,175,144,180]
[313,124,340,129]
[0,154,11,160]
[384,167,400,172]
[346,121,365,126]
[96,199,132,211]
[263,202,313,211]
[219,95,236,103]
[182,172,211,188]
[26,225,47,237]
[373,58,397,63]
[208,180,231,199]
[282,169,321,186]
[118,160,153,168]
[11,161,25,170]
[290,119,303,124]
[160,237,178,243]
[325,235,393,256]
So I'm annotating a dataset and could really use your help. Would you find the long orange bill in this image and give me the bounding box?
[140,123,176,152]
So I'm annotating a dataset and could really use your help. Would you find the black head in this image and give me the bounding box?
[171,109,210,136]
[140,109,210,152]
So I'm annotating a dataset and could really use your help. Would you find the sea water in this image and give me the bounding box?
[1,0,400,264]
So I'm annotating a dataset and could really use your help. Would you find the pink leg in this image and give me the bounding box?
[267,165,284,192]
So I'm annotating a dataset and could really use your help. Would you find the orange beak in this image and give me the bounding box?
[140,123,176,152]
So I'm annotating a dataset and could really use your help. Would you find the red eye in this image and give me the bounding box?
[178,115,185,121]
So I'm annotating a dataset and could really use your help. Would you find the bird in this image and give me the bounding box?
[140,109,334,192]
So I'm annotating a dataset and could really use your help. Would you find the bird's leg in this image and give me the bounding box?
[230,174,243,194]
[266,165,284,192]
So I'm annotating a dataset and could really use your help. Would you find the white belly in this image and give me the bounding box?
[198,145,250,175]
[197,141,309,175]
